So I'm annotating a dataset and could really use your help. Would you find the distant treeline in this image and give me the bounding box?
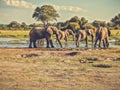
[0,13,120,31]
[0,22,43,30]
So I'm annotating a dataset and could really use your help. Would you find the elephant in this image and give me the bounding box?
[94,27,110,48]
[57,29,75,42]
[75,29,95,48]
[29,26,62,48]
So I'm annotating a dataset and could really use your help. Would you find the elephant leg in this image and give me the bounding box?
[91,35,94,48]
[56,34,62,48]
[75,35,80,48]
[103,40,106,48]
[72,35,75,41]
[33,40,37,48]
[105,37,109,48]
[64,36,67,42]
[85,37,88,47]
[49,40,54,48]
[29,38,33,48]
[76,37,80,48]
[29,42,32,48]
[94,37,99,48]
[46,38,50,48]
[76,40,79,48]
[91,35,94,45]
[98,39,102,48]
[29,39,32,48]
[57,39,62,48]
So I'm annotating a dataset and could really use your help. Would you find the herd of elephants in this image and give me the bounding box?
[29,25,111,49]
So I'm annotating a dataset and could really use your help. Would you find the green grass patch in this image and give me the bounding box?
[0,30,29,38]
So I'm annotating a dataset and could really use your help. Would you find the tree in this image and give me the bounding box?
[8,21,21,30]
[107,22,114,29]
[67,22,80,32]
[79,17,88,29]
[0,24,8,30]
[21,22,27,30]
[92,20,107,27]
[32,5,59,27]
[111,13,120,29]
[69,16,80,23]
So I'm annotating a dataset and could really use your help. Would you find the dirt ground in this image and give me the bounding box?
[0,47,120,90]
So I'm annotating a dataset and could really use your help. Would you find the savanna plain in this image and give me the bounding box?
[0,30,120,90]
[0,47,120,90]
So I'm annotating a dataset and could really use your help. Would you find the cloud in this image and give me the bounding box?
[53,5,87,13]
[1,0,37,8]
[0,0,87,12]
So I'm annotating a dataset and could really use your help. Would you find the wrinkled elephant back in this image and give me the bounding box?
[29,27,45,39]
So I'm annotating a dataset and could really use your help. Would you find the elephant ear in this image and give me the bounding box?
[46,26,54,35]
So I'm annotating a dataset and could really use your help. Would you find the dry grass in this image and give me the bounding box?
[111,30,120,35]
[110,30,120,40]
[0,48,120,90]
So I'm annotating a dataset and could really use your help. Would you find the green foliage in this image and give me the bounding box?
[111,13,120,27]
[8,21,21,29]
[21,22,27,30]
[69,16,80,23]
[56,16,88,32]
[92,20,107,27]
[0,24,8,30]
[67,22,80,31]
[32,5,59,26]
[79,17,88,29]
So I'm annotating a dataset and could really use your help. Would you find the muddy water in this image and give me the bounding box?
[0,37,119,48]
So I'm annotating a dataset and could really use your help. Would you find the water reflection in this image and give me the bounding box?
[0,37,119,48]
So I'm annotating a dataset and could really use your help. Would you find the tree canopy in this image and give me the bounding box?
[92,20,107,27]
[32,5,59,27]
[111,13,120,29]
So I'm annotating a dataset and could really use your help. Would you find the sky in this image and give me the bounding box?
[0,0,120,24]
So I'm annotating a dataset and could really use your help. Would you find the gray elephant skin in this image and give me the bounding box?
[29,26,62,48]
[75,29,95,48]
[94,27,111,48]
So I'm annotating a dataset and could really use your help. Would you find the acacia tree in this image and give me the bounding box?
[32,5,59,27]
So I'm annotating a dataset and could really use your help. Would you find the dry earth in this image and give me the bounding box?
[0,47,120,90]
